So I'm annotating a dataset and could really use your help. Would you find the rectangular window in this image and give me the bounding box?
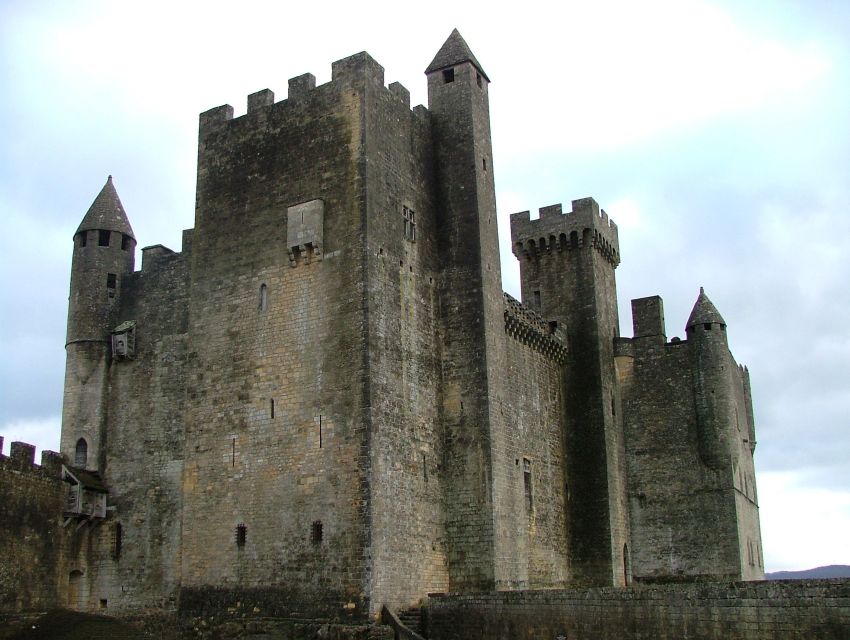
[403,206,416,242]
[311,521,323,544]
[443,68,454,83]
[523,458,533,515]
[236,523,247,547]
[78,232,87,248]
[106,273,117,298]
[121,234,131,251]
[533,290,541,308]
[98,230,110,246]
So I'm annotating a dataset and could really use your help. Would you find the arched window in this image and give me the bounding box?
[74,438,88,468]
[259,284,268,312]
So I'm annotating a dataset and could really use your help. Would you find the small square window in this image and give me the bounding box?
[443,68,454,83]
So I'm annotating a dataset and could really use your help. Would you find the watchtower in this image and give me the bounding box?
[61,176,136,472]
[510,198,629,585]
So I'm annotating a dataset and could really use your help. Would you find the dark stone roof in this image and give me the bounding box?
[425,28,489,81]
[62,465,108,493]
[76,175,136,239]
[686,287,726,328]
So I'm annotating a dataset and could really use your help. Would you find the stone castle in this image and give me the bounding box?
[3,30,765,627]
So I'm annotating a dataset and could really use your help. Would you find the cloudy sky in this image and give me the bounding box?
[1,0,848,572]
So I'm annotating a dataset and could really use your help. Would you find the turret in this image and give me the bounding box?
[687,288,735,470]
[427,30,506,591]
[61,176,136,471]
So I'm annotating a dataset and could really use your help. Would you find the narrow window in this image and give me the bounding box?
[423,453,428,483]
[533,290,541,308]
[98,230,110,246]
[121,234,130,251]
[270,399,275,419]
[78,232,87,248]
[112,523,122,560]
[443,68,454,83]
[482,157,487,171]
[311,521,323,544]
[523,458,533,515]
[259,284,268,311]
[74,438,88,467]
[236,523,247,547]
[106,273,117,298]
[476,72,482,88]
[403,206,416,242]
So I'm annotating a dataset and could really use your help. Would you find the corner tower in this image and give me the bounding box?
[427,30,509,591]
[510,198,629,585]
[61,176,136,471]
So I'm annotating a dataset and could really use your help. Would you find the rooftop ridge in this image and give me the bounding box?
[503,293,568,364]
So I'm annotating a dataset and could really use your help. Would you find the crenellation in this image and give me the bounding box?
[288,72,316,99]
[331,51,385,89]
[247,88,274,113]
[199,104,234,130]
[2,29,766,633]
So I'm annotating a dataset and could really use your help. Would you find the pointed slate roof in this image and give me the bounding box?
[426,28,489,81]
[76,175,135,239]
[686,287,726,329]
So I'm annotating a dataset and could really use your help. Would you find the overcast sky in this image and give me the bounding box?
[1,0,848,572]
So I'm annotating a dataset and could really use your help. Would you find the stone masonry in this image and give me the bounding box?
[2,29,765,629]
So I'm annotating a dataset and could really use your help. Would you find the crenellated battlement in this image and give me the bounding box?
[198,51,425,135]
[0,437,64,476]
[503,293,568,364]
[510,198,620,267]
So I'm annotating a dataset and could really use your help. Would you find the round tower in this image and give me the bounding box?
[61,176,136,471]
[687,287,735,470]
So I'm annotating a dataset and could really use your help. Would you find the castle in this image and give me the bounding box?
[4,30,763,624]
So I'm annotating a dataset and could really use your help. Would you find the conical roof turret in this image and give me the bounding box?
[686,287,726,329]
[426,28,489,81]
[76,175,135,239]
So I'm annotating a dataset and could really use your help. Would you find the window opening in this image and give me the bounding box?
[112,523,123,560]
[443,68,454,83]
[78,232,87,248]
[523,458,533,515]
[319,414,323,448]
[704,323,712,330]
[482,157,487,171]
[121,234,130,251]
[236,523,247,547]
[99,599,108,609]
[403,206,416,242]
[259,284,268,311]
[533,290,541,308]
[270,399,275,419]
[74,438,88,467]
[476,72,482,88]
[98,230,110,246]
[312,521,323,544]
[231,437,236,468]
[106,273,117,298]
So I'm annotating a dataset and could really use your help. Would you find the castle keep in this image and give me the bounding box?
[3,30,764,625]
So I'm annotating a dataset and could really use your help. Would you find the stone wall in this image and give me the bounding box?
[427,580,850,640]
[0,441,67,612]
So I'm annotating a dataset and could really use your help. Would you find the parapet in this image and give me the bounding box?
[0,440,63,477]
[331,51,385,89]
[141,244,178,271]
[631,296,667,342]
[503,293,568,364]
[198,51,426,141]
[510,198,620,267]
